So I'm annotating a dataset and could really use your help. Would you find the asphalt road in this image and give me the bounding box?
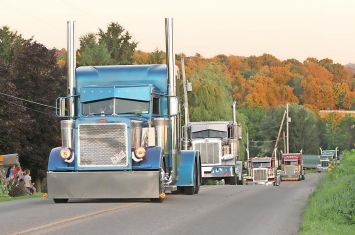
[0,173,322,235]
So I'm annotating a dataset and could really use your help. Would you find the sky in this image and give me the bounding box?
[0,0,354,64]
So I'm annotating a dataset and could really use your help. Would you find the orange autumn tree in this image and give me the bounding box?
[244,74,298,107]
[301,60,336,109]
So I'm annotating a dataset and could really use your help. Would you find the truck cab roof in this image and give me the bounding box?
[76,64,168,94]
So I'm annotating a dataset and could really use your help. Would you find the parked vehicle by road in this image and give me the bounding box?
[244,157,280,186]
[186,103,243,185]
[47,18,201,203]
[317,149,338,172]
[280,153,305,181]
[0,154,19,170]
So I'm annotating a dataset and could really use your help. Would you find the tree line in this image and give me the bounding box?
[0,22,354,184]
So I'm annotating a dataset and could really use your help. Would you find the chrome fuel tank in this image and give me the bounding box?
[152,118,169,154]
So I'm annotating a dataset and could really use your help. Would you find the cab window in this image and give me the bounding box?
[152,97,160,115]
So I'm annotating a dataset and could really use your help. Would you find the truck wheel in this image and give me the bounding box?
[194,162,200,194]
[228,176,237,185]
[183,186,195,195]
[237,177,243,185]
[184,161,198,195]
[202,178,207,185]
[302,174,305,180]
[53,198,68,203]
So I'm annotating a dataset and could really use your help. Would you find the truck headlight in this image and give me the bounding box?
[60,147,72,159]
[134,147,146,159]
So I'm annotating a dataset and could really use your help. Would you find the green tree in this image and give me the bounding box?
[188,63,233,121]
[98,22,137,65]
[287,104,321,154]
[0,26,25,65]
[148,48,165,64]
[78,33,111,66]
[248,105,321,156]
[322,115,355,150]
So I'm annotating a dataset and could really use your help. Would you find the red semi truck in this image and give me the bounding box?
[280,153,305,181]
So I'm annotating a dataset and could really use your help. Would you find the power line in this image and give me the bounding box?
[250,140,276,143]
[0,99,56,117]
[0,91,57,109]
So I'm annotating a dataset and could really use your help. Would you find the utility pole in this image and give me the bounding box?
[181,56,189,150]
[282,131,287,153]
[272,110,286,160]
[286,103,289,153]
[246,131,250,161]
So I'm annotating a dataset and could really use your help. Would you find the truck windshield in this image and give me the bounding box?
[82,98,149,115]
[192,129,227,139]
[252,162,271,168]
[284,160,298,165]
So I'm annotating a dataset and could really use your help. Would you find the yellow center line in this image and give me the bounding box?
[10,203,142,235]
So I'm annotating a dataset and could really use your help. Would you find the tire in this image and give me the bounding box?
[237,176,243,185]
[53,198,68,203]
[194,173,200,194]
[184,160,199,195]
[302,174,305,180]
[227,176,237,185]
[183,186,195,195]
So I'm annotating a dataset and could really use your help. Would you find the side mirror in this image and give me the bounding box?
[56,96,72,117]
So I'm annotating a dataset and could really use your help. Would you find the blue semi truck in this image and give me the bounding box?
[47,18,201,203]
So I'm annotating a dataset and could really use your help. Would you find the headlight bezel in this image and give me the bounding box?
[134,146,146,159]
[60,147,72,159]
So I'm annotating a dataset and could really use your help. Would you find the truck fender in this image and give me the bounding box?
[48,147,73,171]
[132,146,163,170]
[176,150,200,186]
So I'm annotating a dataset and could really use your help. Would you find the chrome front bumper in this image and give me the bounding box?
[201,165,234,178]
[47,171,160,199]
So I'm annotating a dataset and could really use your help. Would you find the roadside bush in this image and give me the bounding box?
[0,169,10,197]
[0,169,27,197]
[7,180,27,197]
[300,150,355,235]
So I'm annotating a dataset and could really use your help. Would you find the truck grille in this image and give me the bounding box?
[284,165,296,176]
[321,161,329,167]
[78,124,128,167]
[253,168,268,182]
[193,142,220,164]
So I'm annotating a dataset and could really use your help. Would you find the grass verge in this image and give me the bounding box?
[299,150,355,235]
[0,193,43,202]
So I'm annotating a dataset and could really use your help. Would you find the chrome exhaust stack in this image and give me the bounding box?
[67,20,76,118]
[165,18,178,182]
[61,21,76,150]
